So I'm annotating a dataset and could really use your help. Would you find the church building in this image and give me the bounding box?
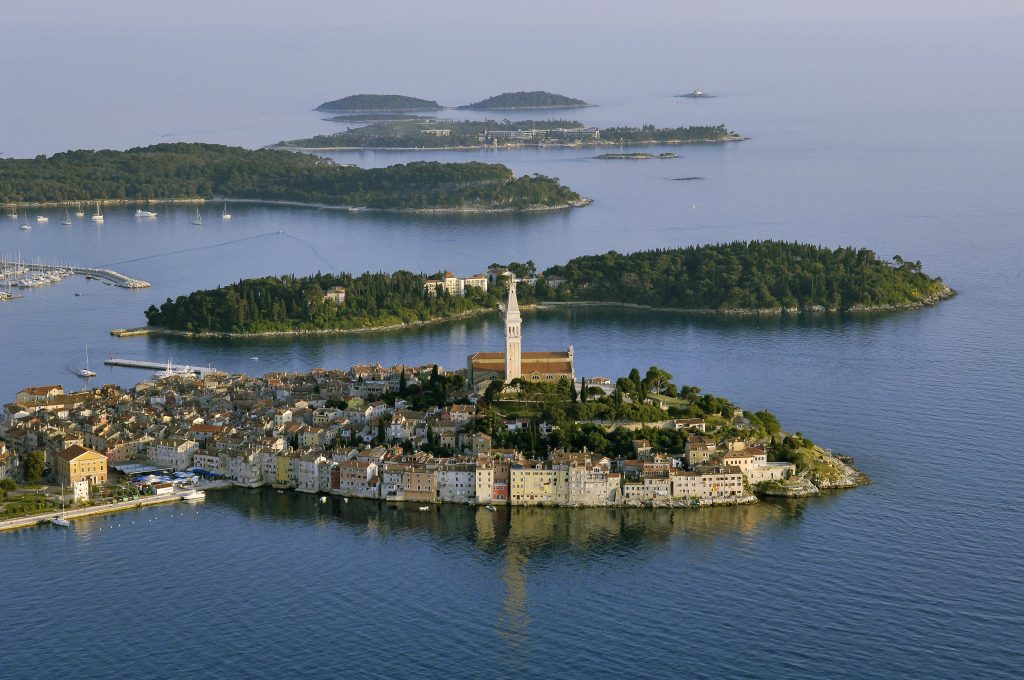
[467,280,574,385]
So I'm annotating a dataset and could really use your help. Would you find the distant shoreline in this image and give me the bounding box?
[274,135,746,153]
[6,196,592,214]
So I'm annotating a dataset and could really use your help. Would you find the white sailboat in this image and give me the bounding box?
[222,203,231,220]
[191,207,203,225]
[91,202,104,223]
[62,208,73,225]
[52,485,71,526]
[75,202,85,217]
[76,346,97,378]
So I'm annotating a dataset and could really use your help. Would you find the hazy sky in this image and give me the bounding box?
[9,0,1024,27]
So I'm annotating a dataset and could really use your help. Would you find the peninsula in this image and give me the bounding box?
[0,143,584,212]
[139,242,953,337]
[1,360,864,526]
[458,91,591,110]
[278,121,742,150]
[314,94,443,113]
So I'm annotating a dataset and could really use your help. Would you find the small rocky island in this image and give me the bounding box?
[596,152,678,160]
[458,91,591,110]
[314,94,443,113]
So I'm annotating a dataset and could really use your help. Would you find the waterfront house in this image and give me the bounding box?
[54,444,108,487]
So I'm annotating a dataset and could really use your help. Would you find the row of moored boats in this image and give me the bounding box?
[8,202,232,229]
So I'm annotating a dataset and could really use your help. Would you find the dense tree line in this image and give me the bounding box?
[599,124,737,143]
[315,94,443,112]
[459,91,590,109]
[0,143,580,209]
[145,270,508,333]
[540,241,951,311]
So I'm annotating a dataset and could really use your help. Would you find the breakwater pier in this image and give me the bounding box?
[104,357,222,378]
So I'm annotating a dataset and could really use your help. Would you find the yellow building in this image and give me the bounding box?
[54,445,108,487]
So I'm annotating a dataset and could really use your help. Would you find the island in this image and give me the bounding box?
[314,94,443,113]
[278,120,742,150]
[0,359,866,529]
[138,241,954,337]
[458,91,591,110]
[595,152,678,160]
[0,143,585,212]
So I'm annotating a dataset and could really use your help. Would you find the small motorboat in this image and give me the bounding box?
[181,489,206,501]
[486,505,497,512]
[319,496,328,504]
[343,498,349,503]
[35,215,49,222]
[418,506,430,511]
[250,356,259,361]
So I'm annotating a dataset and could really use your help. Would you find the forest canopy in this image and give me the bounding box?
[145,241,952,334]
[0,143,581,210]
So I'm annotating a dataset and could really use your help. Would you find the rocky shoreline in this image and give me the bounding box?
[273,134,746,153]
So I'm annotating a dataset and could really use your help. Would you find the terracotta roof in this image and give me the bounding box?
[56,444,106,462]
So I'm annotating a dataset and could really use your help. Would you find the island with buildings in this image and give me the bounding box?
[595,152,679,160]
[279,120,741,150]
[2,280,866,527]
[0,143,585,212]
[138,242,954,337]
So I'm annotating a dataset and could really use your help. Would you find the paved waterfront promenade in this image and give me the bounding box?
[0,481,231,532]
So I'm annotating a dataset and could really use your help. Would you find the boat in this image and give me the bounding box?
[222,203,231,220]
[18,224,31,231]
[319,496,328,503]
[62,208,72,225]
[135,209,158,218]
[74,202,85,217]
[52,485,71,526]
[76,345,97,378]
[418,506,430,511]
[250,356,259,361]
[91,202,104,223]
[36,215,49,223]
[181,489,206,501]
[486,505,497,511]
[679,86,714,99]
[343,498,349,503]
[191,207,203,225]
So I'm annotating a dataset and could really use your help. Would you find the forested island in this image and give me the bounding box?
[140,242,954,336]
[314,94,443,112]
[279,120,741,150]
[458,91,591,110]
[0,143,583,211]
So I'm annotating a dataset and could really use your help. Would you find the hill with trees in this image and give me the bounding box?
[314,94,443,112]
[0,143,582,211]
[459,91,591,109]
[143,242,952,335]
[538,241,953,312]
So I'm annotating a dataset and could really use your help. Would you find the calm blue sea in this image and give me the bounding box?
[2,15,1023,680]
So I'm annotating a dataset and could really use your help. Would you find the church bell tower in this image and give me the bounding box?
[504,279,522,381]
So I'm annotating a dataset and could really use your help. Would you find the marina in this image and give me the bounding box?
[0,255,150,291]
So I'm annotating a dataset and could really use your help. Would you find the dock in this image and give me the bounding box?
[104,357,222,378]
[28,263,151,288]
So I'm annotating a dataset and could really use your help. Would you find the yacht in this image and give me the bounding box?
[76,345,97,378]
[222,203,232,220]
[135,209,158,218]
[181,489,206,501]
[62,208,72,225]
[91,202,104,223]
[52,485,71,526]
[191,207,203,225]
[36,215,49,223]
